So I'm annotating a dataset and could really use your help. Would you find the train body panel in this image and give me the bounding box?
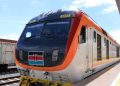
[0,39,16,65]
[0,39,16,73]
[15,10,120,84]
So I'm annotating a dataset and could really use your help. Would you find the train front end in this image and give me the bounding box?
[15,10,82,85]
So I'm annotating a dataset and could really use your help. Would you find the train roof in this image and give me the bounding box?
[27,10,120,46]
[28,10,75,24]
[0,38,17,43]
[81,11,120,46]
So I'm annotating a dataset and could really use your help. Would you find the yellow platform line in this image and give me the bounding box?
[111,73,120,86]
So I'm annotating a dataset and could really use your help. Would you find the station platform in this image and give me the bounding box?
[86,62,120,86]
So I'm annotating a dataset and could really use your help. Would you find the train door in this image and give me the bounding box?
[5,45,14,65]
[106,40,109,59]
[97,34,102,60]
[79,26,93,76]
[5,51,14,65]
[79,26,89,75]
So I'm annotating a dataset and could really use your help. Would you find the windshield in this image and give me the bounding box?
[17,20,71,67]
[20,20,70,40]
[23,24,43,38]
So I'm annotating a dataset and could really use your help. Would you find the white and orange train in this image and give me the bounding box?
[15,10,120,85]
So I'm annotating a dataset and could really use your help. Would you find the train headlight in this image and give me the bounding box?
[52,50,59,61]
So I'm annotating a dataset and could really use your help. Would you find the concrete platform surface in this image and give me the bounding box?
[86,63,120,86]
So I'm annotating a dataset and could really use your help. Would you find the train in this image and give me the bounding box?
[15,10,120,85]
[0,39,17,72]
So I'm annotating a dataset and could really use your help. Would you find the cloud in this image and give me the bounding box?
[102,5,118,14]
[31,0,44,7]
[0,34,20,40]
[109,30,120,44]
[1,4,8,10]
[0,0,8,10]
[67,0,117,14]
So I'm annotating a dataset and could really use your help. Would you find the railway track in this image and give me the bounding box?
[0,66,20,86]
[0,73,20,86]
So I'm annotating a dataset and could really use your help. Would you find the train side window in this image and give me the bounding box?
[93,31,96,42]
[80,26,86,43]
[104,38,106,46]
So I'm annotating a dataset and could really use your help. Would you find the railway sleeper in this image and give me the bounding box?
[0,79,20,85]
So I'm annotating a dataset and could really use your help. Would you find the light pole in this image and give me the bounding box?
[115,0,120,13]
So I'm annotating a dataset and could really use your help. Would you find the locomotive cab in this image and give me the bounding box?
[15,10,120,85]
[15,11,74,68]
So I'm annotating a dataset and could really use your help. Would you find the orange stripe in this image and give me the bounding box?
[82,14,119,46]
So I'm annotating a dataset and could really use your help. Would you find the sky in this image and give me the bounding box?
[0,0,120,44]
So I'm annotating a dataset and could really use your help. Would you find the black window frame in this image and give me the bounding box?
[80,26,86,44]
[104,38,106,46]
[93,31,96,42]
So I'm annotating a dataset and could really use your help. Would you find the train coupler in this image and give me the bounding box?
[19,76,72,86]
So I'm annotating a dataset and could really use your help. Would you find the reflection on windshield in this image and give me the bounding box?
[24,24,43,38]
[26,32,31,38]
